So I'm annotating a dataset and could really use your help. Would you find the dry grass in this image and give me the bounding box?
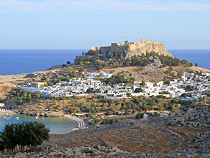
[41,113,210,154]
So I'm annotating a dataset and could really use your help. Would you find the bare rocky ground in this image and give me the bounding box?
[90,65,209,82]
[1,104,209,158]
[0,67,66,85]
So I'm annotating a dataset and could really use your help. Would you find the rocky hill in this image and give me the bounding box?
[125,39,174,59]
[74,39,173,64]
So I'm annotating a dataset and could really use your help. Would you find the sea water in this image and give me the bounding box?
[0,49,86,75]
[169,49,210,70]
[0,113,76,134]
[0,49,209,76]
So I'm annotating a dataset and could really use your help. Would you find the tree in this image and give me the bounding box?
[136,113,144,119]
[67,61,71,65]
[141,80,145,87]
[185,85,194,91]
[0,98,4,103]
[177,71,182,78]
[0,122,49,150]
[134,88,143,93]
[27,93,31,102]
[86,88,94,93]
[195,62,198,67]
[17,99,23,105]
[164,80,170,85]
[142,104,149,112]
[78,61,84,66]
[0,124,15,150]
[125,57,130,67]
[158,104,164,111]
[78,67,84,72]
[181,60,192,67]
[170,72,176,79]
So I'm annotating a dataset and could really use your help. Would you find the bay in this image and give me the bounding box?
[0,113,76,134]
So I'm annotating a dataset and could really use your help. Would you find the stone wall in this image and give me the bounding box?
[74,56,87,65]
[110,43,128,53]
[74,39,174,64]
[100,46,111,57]
[126,40,173,58]
[128,43,145,51]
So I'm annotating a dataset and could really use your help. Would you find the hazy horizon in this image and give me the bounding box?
[1,48,210,50]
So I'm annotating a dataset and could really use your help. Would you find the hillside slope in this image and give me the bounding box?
[6,105,208,157]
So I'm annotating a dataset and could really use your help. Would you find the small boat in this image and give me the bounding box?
[35,116,39,119]
[15,117,19,120]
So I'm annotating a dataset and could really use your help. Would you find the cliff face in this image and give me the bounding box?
[126,39,173,58]
[74,39,173,64]
[74,56,87,65]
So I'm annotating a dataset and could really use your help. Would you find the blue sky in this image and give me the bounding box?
[0,0,210,49]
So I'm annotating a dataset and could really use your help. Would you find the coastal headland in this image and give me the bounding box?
[0,39,209,157]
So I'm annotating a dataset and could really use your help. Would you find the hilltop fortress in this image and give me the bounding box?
[74,39,173,64]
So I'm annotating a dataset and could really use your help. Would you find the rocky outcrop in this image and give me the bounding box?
[4,144,209,157]
[47,65,63,70]
[1,146,125,157]
[195,132,210,153]
[74,56,87,65]
[74,39,174,64]
[126,39,174,59]
[100,119,142,131]
[149,56,162,67]
[167,105,210,127]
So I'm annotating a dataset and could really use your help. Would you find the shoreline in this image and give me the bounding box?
[64,115,86,130]
[0,109,86,132]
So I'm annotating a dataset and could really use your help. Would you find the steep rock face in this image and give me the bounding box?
[126,39,173,58]
[74,56,86,65]
[74,39,174,64]
[149,57,162,67]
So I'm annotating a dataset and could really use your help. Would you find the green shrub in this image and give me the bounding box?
[0,121,49,150]
[134,88,143,93]
[86,88,94,93]
[0,98,4,103]
[136,113,144,119]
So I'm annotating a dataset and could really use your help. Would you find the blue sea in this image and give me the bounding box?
[0,113,75,134]
[0,49,86,75]
[0,49,209,75]
[169,49,210,70]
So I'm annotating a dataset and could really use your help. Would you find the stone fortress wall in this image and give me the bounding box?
[74,38,174,64]
[90,38,173,59]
